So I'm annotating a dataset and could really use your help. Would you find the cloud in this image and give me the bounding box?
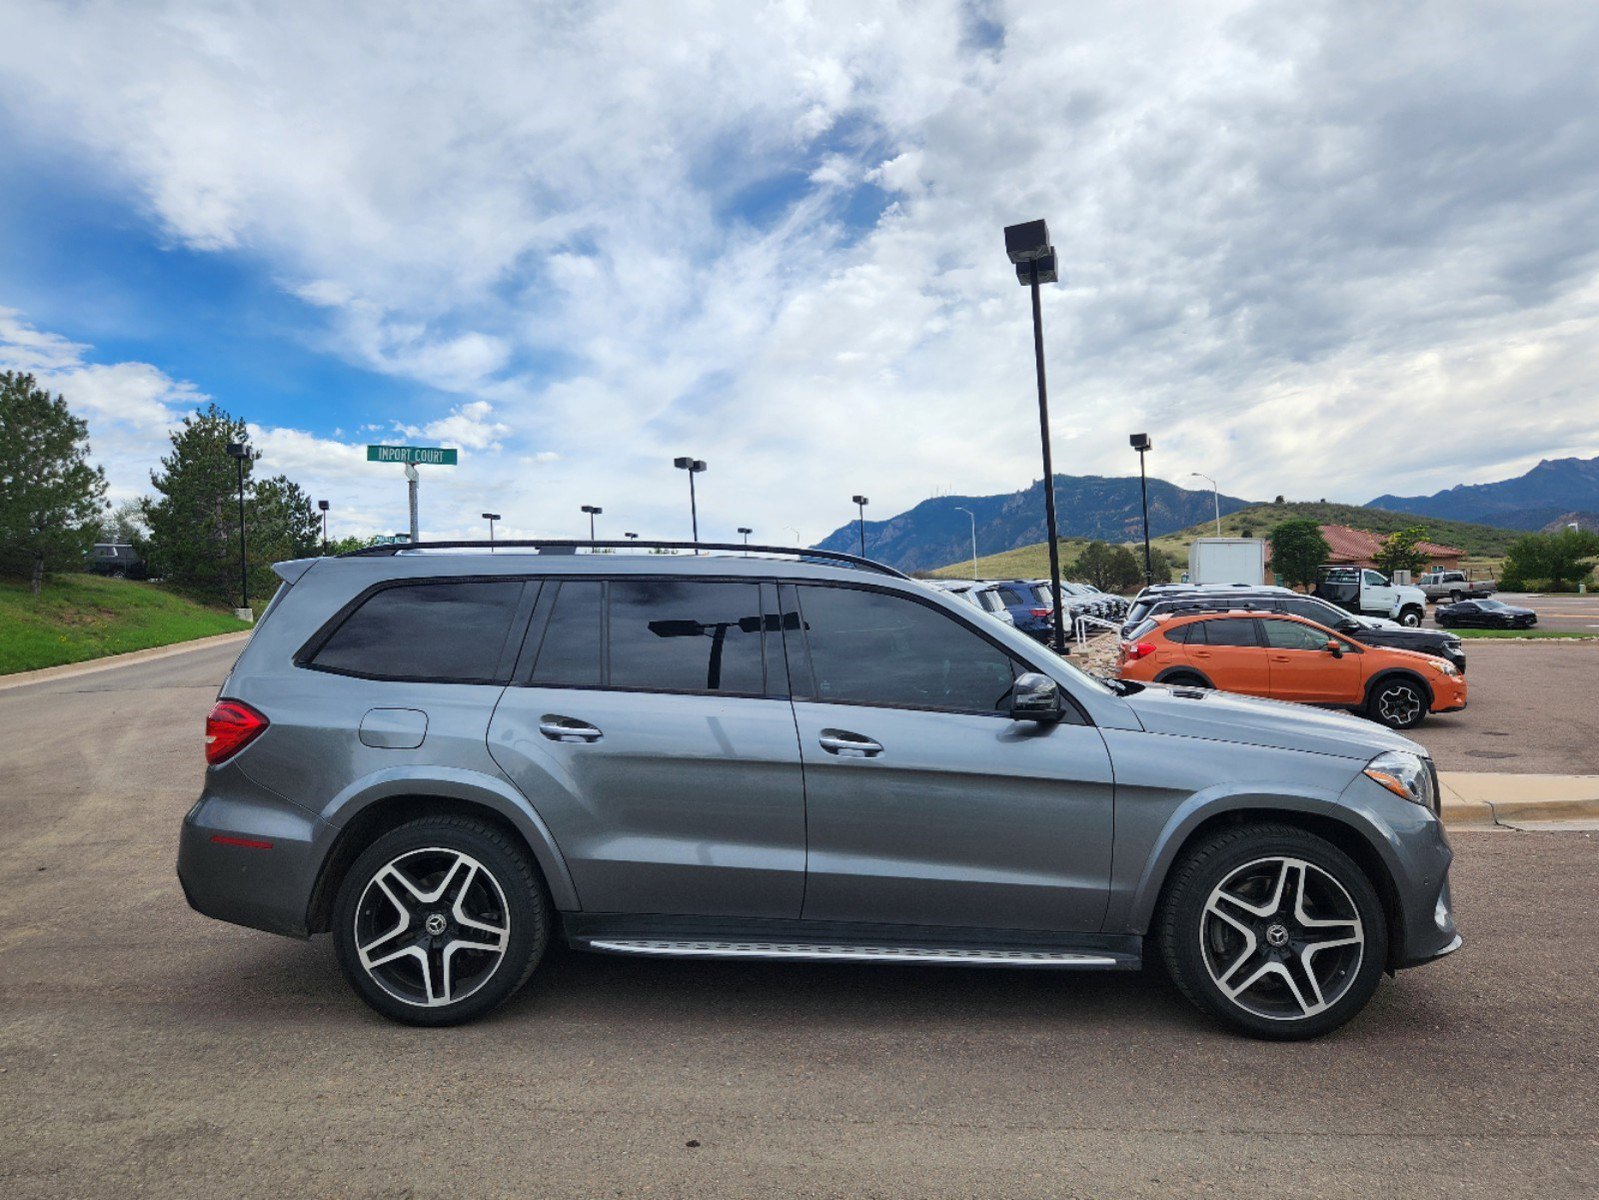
[0,1,1596,544]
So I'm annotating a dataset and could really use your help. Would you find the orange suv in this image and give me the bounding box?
[1118,609,1466,729]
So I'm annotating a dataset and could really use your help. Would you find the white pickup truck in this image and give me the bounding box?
[1312,566,1429,627]
[1418,570,1496,604]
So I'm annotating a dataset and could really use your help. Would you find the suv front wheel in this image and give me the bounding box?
[1158,824,1388,1039]
[332,815,550,1025]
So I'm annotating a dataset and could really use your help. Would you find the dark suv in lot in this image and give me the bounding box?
[179,542,1459,1038]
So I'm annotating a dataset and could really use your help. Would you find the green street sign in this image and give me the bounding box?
[366,444,458,466]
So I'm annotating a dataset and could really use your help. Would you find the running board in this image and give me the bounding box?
[581,938,1126,968]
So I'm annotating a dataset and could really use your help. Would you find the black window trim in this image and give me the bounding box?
[786,580,1090,725]
[514,574,786,701]
[294,575,538,686]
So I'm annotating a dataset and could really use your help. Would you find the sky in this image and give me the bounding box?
[1,0,1596,545]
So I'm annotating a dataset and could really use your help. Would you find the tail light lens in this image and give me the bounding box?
[1030,608,1051,618]
[205,700,269,765]
[1124,642,1157,661]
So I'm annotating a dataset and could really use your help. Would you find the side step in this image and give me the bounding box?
[582,938,1125,968]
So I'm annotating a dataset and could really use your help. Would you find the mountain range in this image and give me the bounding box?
[1370,455,1599,531]
[813,475,1252,573]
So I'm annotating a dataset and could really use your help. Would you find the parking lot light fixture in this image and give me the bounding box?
[852,495,869,558]
[673,457,707,552]
[317,499,329,555]
[624,531,639,540]
[1004,218,1066,652]
[225,442,250,612]
[1131,433,1154,584]
[737,526,753,554]
[580,505,602,544]
[482,512,501,551]
[1189,472,1221,536]
[955,506,978,577]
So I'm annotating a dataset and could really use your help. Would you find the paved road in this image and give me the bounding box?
[1,643,1596,1198]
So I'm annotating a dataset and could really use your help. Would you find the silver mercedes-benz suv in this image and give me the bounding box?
[178,541,1459,1038]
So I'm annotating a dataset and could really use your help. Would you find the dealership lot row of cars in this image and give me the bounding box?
[928,577,1127,639]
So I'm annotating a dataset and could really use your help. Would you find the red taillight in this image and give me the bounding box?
[205,700,269,765]
[1124,642,1157,661]
[1031,608,1051,618]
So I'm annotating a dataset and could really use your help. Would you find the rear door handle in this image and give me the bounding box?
[538,716,603,743]
[819,730,883,758]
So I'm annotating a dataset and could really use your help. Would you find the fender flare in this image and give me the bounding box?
[1123,784,1404,935]
[1363,668,1433,710]
[1153,666,1214,688]
[315,766,581,911]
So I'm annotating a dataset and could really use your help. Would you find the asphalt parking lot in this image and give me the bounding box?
[1,642,1596,1198]
[1424,590,1599,634]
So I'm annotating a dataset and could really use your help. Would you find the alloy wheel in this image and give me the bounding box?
[1199,856,1364,1021]
[1375,683,1423,726]
[353,847,510,1008]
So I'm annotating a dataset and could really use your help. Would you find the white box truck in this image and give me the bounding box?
[1188,537,1267,586]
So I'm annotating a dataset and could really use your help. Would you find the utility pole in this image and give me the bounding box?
[405,464,420,543]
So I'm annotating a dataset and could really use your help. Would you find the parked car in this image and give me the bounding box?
[1418,570,1496,604]
[86,542,147,580]
[1313,567,1427,627]
[986,579,1055,642]
[1122,586,1467,672]
[178,540,1459,1038]
[1118,609,1466,730]
[1435,598,1538,629]
[929,580,1017,627]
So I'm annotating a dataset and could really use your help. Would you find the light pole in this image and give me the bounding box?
[786,527,801,545]
[852,495,869,558]
[673,457,706,551]
[738,526,752,547]
[955,506,978,577]
[482,511,500,551]
[581,504,602,544]
[1131,433,1154,584]
[1189,472,1221,536]
[317,498,329,555]
[225,442,250,614]
[623,531,639,541]
[1004,218,1067,653]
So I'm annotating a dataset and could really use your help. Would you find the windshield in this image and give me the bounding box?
[1477,599,1507,609]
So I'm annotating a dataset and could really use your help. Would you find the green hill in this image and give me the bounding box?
[0,575,252,675]
[930,502,1519,584]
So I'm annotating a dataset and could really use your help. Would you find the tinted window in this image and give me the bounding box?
[797,586,1017,713]
[1198,617,1259,647]
[312,580,525,682]
[1283,598,1341,626]
[997,586,1031,608]
[608,580,764,694]
[1262,619,1331,651]
[531,581,602,686]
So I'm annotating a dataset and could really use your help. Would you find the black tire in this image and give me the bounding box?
[1367,675,1428,729]
[1160,671,1211,689]
[1157,823,1388,1040]
[1448,590,1463,604]
[332,815,550,1026]
[1398,606,1423,628]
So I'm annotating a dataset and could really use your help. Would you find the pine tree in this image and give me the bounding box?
[0,371,108,593]
[144,404,256,606]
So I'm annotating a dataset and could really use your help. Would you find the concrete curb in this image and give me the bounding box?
[0,630,252,692]
[1439,771,1599,828]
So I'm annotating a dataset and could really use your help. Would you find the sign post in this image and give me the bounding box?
[367,445,457,543]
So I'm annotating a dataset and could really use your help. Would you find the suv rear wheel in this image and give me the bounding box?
[332,815,550,1025]
[1158,824,1387,1040]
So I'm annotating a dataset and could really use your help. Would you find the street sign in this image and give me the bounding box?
[366,445,458,466]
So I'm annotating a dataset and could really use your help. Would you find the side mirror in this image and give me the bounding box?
[1325,640,1343,658]
[1011,672,1063,723]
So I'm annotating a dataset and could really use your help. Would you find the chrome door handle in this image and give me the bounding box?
[819,730,883,758]
[538,716,603,743]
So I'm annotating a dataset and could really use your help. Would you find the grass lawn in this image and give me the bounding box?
[1446,628,1599,639]
[0,574,252,675]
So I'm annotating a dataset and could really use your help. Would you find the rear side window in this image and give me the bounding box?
[1195,617,1260,647]
[531,581,603,686]
[310,580,527,683]
[608,580,764,694]
[795,585,1017,714]
[1262,619,1331,650]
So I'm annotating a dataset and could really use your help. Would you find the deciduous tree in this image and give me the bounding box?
[1269,519,1331,589]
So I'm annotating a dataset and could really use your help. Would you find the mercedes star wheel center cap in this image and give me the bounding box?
[424,912,448,937]
[1266,923,1290,948]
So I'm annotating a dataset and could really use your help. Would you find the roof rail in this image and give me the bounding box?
[336,538,909,579]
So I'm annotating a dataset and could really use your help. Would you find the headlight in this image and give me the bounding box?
[1364,750,1437,810]
[1429,660,1459,676]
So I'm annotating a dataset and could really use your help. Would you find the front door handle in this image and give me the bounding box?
[819,729,883,758]
[539,715,603,743]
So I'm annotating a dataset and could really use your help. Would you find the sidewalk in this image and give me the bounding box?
[1440,771,1599,828]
